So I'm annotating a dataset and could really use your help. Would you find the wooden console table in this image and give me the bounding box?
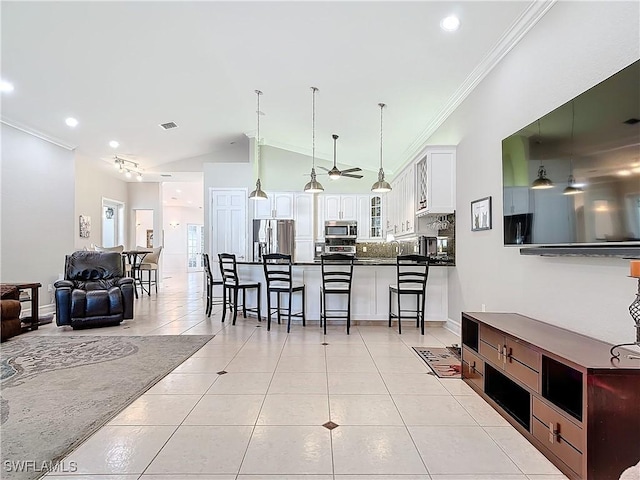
[2,282,42,330]
[461,312,640,480]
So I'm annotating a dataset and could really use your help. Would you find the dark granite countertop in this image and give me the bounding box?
[237,258,455,267]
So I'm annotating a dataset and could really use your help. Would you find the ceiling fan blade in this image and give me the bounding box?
[341,173,364,179]
[340,167,362,174]
[317,166,330,172]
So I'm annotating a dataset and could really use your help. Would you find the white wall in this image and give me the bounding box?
[127,182,162,249]
[75,154,128,250]
[163,205,204,272]
[424,1,639,343]
[1,124,75,306]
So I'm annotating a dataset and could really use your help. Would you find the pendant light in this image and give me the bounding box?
[372,103,392,193]
[249,89,268,201]
[563,101,583,195]
[531,119,554,189]
[328,134,342,180]
[304,86,324,193]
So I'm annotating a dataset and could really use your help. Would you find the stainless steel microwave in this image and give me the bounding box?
[325,221,357,239]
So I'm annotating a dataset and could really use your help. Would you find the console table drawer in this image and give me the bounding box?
[506,357,539,392]
[480,324,504,352]
[462,347,484,390]
[533,397,583,451]
[532,415,583,477]
[508,339,539,372]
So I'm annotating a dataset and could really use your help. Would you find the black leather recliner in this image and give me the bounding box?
[55,251,134,329]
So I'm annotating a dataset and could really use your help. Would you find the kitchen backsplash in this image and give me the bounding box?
[356,213,455,261]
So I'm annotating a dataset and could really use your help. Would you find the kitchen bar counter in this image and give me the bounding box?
[232,259,450,324]
[237,258,455,266]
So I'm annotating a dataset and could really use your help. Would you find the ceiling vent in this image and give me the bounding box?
[159,122,178,130]
[160,174,172,177]
[623,118,640,125]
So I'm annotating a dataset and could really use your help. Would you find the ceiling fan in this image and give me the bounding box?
[318,134,363,180]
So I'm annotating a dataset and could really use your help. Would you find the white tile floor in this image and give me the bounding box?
[30,272,568,480]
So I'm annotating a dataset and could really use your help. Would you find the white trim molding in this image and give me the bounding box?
[1,117,77,151]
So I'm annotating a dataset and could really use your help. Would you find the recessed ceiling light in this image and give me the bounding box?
[65,117,78,128]
[176,189,182,193]
[0,80,14,93]
[440,15,460,32]
[617,169,631,176]
[109,140,120,149]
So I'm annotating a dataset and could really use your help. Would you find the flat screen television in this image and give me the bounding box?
[502,60,640,249]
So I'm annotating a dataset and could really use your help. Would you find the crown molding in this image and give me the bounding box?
[397,0,556,168]
[1,117,77,151]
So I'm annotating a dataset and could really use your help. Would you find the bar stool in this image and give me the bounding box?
[388,254,430,335]
[320,253,355,335]
[262,253,306,332]
[202,253,226,317]
[218,253,261,325]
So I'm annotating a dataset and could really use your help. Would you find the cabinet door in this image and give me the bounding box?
[405,164,415,233]
[504,186,530,215]
[253,194,273,219]
[341,195,358,221]
[324,195,341,221]
[356,195,371,240]
[427,149,456,213]
[370,195,383,239]
[316,195,325,240]
[273,193,294,219]
[295,239,314,262]
[294,193,314,239]
[211,190,248,269]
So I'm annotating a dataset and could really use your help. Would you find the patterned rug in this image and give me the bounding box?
[413,346,462,378]
[0,335,213,480]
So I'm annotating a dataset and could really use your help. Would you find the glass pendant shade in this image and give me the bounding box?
[531,165,554,189]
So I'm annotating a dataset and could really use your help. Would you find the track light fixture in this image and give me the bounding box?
[113,156,143,181]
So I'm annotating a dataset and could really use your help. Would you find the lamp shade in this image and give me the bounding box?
[249,179,268,200]
[531,165,553,189]
[371,168,391,193]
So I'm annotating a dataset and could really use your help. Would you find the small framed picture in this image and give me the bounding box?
[146,229,154,248]
[79,215,91,238]
[471,196,492,231]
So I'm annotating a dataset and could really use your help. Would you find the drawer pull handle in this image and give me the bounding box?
[497,343,502,361]
[506,347,513,363]
[548,422,560,444]
[471,361,476,373]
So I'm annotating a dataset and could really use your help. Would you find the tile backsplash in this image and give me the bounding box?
[356,213,455,261]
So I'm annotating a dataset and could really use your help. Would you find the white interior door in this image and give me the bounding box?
[210,189,247,279]
[102,198,125,247]
[187,224,204,272]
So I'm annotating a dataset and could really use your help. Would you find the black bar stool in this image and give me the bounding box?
[202,253,227,317]
[262,253,306,332]
[388,254,430,335]
[320,253,355,335]
[218,253,261,325]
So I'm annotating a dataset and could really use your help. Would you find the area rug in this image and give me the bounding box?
[413,346,462,378]
[0,335,213,480]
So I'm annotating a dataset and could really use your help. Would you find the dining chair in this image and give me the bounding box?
[202,252,225,317]
[320,253,354,335]
[388,254,430,334]
[262,253,305,332]
[218,253,261,325]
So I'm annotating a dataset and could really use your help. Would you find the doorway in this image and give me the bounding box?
[102,198,125,247]
[187,224,204,272]
[135,210,154,248]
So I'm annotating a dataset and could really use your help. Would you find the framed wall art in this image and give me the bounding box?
[79,215,91,238]
[471,196,492,231]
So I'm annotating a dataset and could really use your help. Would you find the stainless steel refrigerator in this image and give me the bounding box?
[253,219,295,262]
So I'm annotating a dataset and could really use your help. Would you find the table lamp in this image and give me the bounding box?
[610,260,640,359]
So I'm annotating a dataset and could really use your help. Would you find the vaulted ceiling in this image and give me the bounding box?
[1,1,546,180]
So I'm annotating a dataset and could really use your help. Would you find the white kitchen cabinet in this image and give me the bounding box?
[503,186,531,215]
[387,163,415,237]
[294,239,314,263]
[357,194,384,240]
[253,192,294,219]
[415,147,456,214]
[294,193,314,238]
[321,194,357,221]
